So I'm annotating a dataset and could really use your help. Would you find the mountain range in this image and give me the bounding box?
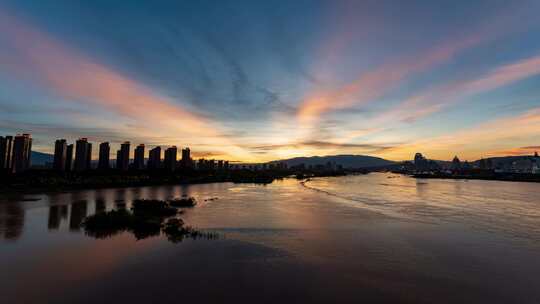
[30,151,538,169]
[270,154,396,168]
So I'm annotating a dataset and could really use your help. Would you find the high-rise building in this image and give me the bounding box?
[65,144,74,171]
[164,146,177,171]
[86,143,92,170]
[148,146,161,169]
[74,138,90,171]
[197,158,204,170]
[116,150,122,169]
[134,144,145,170]
[12,134,32,173]
[53,139,67,171]
[116,141,130,171]
[451,156,461,171]
[98,142,110,170]
[0,135,14,171]
[180,147,192,168]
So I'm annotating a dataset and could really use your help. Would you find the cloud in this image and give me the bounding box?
[377,53,540,124]
[379,108,540,160]
[0,11,253,160]
[251,140,396,153]
[296,33,484,124]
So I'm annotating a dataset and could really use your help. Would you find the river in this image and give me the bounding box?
[1,173,539,303]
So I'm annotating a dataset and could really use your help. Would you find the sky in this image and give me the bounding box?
[1,0,540,162]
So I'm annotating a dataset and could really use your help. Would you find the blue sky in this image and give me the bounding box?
[1,0,540,161]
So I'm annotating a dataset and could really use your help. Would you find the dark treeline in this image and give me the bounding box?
[0,166,350,193]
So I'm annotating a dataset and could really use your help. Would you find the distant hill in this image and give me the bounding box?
[31,151,53,166]
[270,154,395,169]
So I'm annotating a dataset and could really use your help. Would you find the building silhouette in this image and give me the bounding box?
[116,141,130,171]
[134,144,145,170]
[0,135,14,171]
[451,156,461,171]
[98,142,110,170]
[148,146,161,169]
[86,143,92,169]
[180,147,192,168]
[74,138,91,171]
[414,152,429,172]
[164,146,177,171]
[12,134,32,173]
[65,144,74,171]
[53,139,67,171]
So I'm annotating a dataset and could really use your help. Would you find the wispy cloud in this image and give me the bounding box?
[380,108,540,160]
[387,54,540,123]
[296,33,484,124]
[0,11,253,160]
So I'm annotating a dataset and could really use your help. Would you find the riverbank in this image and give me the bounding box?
[412,172,540,183]
[0,169,348,194]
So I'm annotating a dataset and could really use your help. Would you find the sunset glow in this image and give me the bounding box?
[1,1,539,161]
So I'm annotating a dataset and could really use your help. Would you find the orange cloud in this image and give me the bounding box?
[0,11,252,160]
[376,53,540,124]
[296,34,483,124]
[379,108,540,160]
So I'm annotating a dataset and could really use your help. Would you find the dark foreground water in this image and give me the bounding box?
[1,173,540,303]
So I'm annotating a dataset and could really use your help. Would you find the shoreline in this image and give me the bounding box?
[411,173,540,184]
[0,169,350,195]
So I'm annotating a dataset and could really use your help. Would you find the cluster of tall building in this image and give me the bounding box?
[0,134,32,173]
[51,138,226,172]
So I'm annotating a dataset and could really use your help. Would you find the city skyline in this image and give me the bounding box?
[1,1,540,162]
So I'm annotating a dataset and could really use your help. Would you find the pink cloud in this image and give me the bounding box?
[0,11,253,160]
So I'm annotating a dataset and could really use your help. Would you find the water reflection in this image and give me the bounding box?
[69,200,87,232]
[81,201,217,243]
[1,177,540,303]
[48,205,61,230]
[0,203,25,240]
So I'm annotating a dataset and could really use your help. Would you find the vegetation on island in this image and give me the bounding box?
[81,198,217,243]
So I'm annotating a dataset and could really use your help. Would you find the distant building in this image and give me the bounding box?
[86,143,92,170]
[116,142,130,171]
[12,134,32,173]
[197,158,205,170]
[0,135,14,171]
[180,147,192,168]
[164,146,177,171]
[116,150,122,170]
[148,146,161,169]
[208,159,216,170]
[134,144,145,170]
[98,142,110,170]
[65,144,74,171]
[512,159,534,173]
[451,156,461,171]
[74,138,91,171]
[53,139,67,171]
[414,153,429,172]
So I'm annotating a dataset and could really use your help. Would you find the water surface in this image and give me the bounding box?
[1,173,539,303]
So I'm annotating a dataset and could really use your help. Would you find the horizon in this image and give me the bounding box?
[29,148,539,163]
[1,1,540,162]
